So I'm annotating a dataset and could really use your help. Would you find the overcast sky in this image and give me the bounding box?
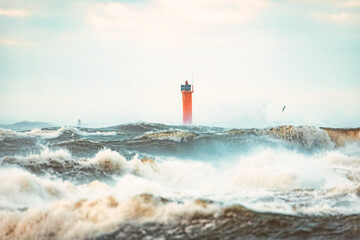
[0,0,359,128]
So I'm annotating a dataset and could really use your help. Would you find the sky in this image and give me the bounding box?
[0,0,359,128]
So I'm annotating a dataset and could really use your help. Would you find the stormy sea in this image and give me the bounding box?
[1,122,360,239]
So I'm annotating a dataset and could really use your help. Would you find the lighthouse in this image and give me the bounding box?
[181,80,194,125]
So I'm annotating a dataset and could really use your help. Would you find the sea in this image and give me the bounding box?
[0,123,360,239]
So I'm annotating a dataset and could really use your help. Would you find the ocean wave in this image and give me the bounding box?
[0,127,117,140]
[127,125,354,153]
[2,186,360,240]
[1,145,360,239]
[93,205,360,240]
[0,168,67,209]
[3,147,360,189]
[2,125,358,157]
[321,127,360,147]
[0,167,219,240]
[135,130,199,143]
[0,127,65,139]
[228,125,334,148]
[72,128,117,136]
[3,148,360,198]
[1,148,72,165]
[1,142,360,213]
[0,195,219,240]
[1,123,360,239]
[0,149,160,182]
[112,122,170,134]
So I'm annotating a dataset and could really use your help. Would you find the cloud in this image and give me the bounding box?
[0,8,30,17]
[335,0,360,8]
[0,38,31,46]
[290,0,360,8]
[85,0,268,45]
[289,0,360,25]
[313,12,360,24]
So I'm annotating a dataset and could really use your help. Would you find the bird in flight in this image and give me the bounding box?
[282,106,286,112]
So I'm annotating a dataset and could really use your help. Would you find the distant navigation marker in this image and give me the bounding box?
[78,119,81,127]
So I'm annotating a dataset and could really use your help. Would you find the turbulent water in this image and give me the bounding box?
[1,123,360,239]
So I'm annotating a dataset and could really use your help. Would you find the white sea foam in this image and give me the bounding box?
[0,128,16,136]
[0,127,116,140]
[3,147,360,197]
[26,128,65,138]
[0,168,69,209]
[1,146,360,239]
[0,196,218,240]
[80,148,360,215]
[72,128,117,136]
[1,148,72,166]
[0,127,67,139]
[263,125,334,148]
[0,167,218,240]
[88,131,117,136]
[139,131,198,143]
[87,149,128,173]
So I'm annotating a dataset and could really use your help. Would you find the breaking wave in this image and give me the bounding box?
[1,144,360,239]
[136,130,199,143]
[0,127,116,140]
[2,147,360,207]
[227,125,335,148]
[0,127,66,139]
[0,167,219,240]
[1,123,360,239]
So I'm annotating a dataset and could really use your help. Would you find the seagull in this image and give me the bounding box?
[282,106,286,112]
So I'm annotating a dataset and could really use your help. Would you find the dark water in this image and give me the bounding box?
[0,123,360,239]
[95,206,360,240]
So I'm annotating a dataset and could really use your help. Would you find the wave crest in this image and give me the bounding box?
[228,125,334,148]
[321,127,360,147]
[87,149,128,173]
[137,130,198,143]
[0,192,218,240]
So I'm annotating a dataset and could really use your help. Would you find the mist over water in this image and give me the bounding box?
[0,122,360,239]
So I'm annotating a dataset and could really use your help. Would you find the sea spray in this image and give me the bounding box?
[0,123,359,239]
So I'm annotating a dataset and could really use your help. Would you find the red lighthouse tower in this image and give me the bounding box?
[181,81,194,125]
